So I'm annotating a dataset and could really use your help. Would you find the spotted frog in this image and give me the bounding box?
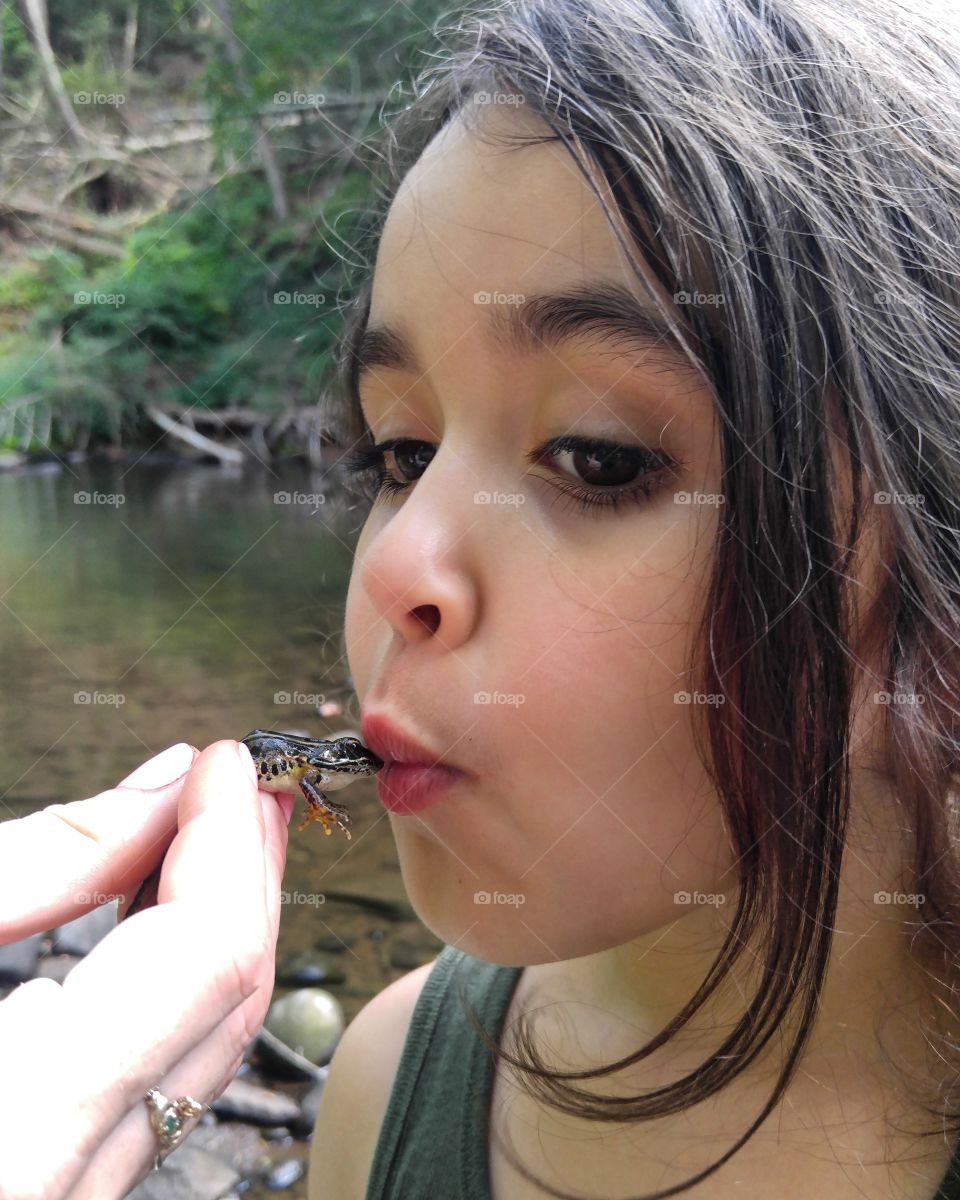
[241,729,384,839]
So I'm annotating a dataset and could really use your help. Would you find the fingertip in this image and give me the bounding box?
[277,792,294,825]
[236,740,258,789]
[175,739,260,828]
[259,789,292,835]
[260,792,290,906]
[117,742,198,790]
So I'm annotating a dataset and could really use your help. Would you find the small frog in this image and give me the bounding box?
[241,729,384,838]
[120,732,383,924]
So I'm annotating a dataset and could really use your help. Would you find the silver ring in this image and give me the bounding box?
[144,1085,205,1170]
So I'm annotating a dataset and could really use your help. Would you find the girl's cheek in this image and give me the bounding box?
[344,565,378,698]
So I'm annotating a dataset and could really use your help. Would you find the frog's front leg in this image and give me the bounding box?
[297,768,352,839]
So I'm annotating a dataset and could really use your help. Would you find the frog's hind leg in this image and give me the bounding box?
[297,769,352,839]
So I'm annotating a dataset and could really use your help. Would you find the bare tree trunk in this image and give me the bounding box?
[250,110,288,219]
[146,406,245,464]
[18,0,86,145]
[208,0,289,220]
[121,2,138,76]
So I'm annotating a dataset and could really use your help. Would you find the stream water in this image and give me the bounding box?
[0,456,442,1027]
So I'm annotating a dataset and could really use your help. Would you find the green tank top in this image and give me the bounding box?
[364,944,960,1200]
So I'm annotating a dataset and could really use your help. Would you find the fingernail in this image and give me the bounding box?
[236,741,258,787]
[119,743,196,789]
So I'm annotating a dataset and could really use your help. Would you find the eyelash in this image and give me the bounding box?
[338,433,682,516]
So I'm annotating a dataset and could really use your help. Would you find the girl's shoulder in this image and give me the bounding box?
[306,955,439,1200]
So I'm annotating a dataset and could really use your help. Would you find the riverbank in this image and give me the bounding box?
[0,411,346,474]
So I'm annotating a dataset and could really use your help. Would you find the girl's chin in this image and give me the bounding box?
[410,908,567,967]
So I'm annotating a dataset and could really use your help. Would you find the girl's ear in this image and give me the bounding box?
[823,389,893,673]
[823,390,896,777]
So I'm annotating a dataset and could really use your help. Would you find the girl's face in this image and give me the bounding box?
[344,103,732,966]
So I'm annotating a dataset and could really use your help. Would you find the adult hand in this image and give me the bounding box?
[0,739,293,1199]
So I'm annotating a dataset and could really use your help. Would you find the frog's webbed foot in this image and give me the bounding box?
[298,771,352,839]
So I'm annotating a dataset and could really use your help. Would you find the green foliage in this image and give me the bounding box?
[0,0,458,451]
[59,57,131,116]
[1,5,37,85]
[0,332,138,451]
[0,165,372,446]
[0,248,87,325]
[46,0,192,70]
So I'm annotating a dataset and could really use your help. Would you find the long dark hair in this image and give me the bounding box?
[322,1,960,1195]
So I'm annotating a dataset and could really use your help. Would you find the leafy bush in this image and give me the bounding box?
[0,167,370,448]
[0,0,454,452]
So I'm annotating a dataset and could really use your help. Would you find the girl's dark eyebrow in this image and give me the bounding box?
[349,279,704,391]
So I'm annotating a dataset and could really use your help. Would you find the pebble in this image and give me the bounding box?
[52,903,116,955]
[275,949,346,988]
[314,931,356,953]
[291,1070,329,1137]
[265,1159,304,1190]
[124,1144,239,1199]
[210,1079,300,1127]
[188,1121,268,1174]
[389,939,427,970]
[263,988,345,1066]
[0,933,43,983]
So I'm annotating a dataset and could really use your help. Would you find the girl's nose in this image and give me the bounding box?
[357,518,479,650]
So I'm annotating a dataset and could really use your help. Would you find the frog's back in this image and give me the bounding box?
[241,729,289,756]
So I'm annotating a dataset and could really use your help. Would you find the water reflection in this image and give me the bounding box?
[0,457,363,810]
[0,456,444,1019]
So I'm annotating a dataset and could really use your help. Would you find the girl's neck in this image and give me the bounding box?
[517,777,951,1114]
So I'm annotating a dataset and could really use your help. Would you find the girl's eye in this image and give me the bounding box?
[528,435,680,514]
[339,439,435,502]
[339,433,681,516]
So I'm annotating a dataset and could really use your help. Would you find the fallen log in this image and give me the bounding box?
[0,194,117,232]
[158,402,272,429]
[30,219,125,259]
[145,405,244,464]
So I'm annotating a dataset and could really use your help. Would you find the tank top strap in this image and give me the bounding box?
[364,944,523,1200]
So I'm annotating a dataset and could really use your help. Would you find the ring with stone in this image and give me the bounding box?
[144,1085,206,1169]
